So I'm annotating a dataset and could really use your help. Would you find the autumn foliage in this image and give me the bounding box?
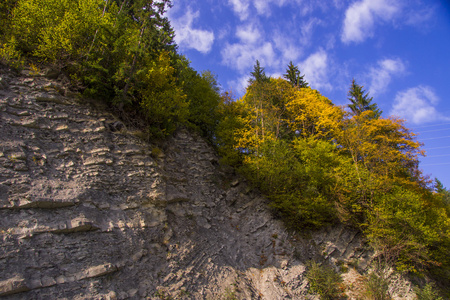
[215,69,450,281]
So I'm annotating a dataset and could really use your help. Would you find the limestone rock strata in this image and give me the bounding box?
[0,67,415,299]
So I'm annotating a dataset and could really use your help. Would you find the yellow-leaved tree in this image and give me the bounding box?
[138,51,188,135]
[285,87,344,139]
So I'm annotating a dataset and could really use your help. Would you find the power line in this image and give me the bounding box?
[421,162,450,166]
[421,135,450,141]
[416,127,450,134]
[411,122,450,129]
[424,145,450,150]
[425,154,450,158]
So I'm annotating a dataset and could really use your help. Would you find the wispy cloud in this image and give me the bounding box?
[341,0,400,43]
[227,0,291,20]
[368,58,406,95]
[227,0,251,20]
[272,31,302,63]
[301,49,332,90]
[236,23,262,44]
[171,8,215,53]
[221,40,276,73]
[390,86,448,124]
[221,19,307,77]
[301,17,322,46]
[221,19,281,73]
[253,0,288,16]
[228,74,251,94]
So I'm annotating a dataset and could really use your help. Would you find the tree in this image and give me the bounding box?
[283,61,308,88]
[215,91,246,166]
[179,66,222,140]
[241,60,273,152]
[347,79,382,118]
[238,78,296,152]
[138,51,188,135]
[0,0,16,38]
[435,179,450,206]
[249,60,269,84]
[285,87,343,139]
[337,111,424,213]
[120,0,174,99]
[7,0,113,62]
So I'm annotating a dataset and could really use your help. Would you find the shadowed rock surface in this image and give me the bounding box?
[0,66,416,299]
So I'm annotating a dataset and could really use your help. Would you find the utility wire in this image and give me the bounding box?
[425,154,450,158]
[424,145,450,150]
[421,135,450,141]
[411,122,450,129]
[421,162,450,166]
[416,128,450,134]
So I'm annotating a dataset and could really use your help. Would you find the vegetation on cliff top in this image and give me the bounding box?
[1,0,449,295]
[215,68,450,281]
[0,0,221,139]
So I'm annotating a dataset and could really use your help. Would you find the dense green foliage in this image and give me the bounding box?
[0,0,221,138]
[1,1,449,293]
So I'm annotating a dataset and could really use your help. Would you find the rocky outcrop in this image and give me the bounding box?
[0,66,416,299]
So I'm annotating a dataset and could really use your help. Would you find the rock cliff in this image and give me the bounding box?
[0,66,415,299]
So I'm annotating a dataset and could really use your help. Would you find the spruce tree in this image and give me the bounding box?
[249,60,269,84]
[283,61,308,88]
[347,79,382,118]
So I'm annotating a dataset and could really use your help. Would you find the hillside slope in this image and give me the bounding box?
[0,66,415,299]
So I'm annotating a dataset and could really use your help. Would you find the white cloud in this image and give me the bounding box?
[341,0,400,43]
[270,72,283,79]
[171,9,215,53]
[227,0,251,20]
[390,86,448,124]
[404,6,435,27]
[253,0,288,15]
[272,31,302,63]
[301,49,332,90]
[236,24,262,44]
[301,17,322,45]
[227,0,291,19]
[222,19,307,80]
[221,41,276,73]
[221,20,279,73]
[368,58,406,95]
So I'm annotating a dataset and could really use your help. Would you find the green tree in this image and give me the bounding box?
[8,0,116,62]
[138,51,188,135]
[215,91,246,166]
[0,0,22,66]
[435,179,450,206]
[347,79,382,118]
[0,0,16,38]
[181,66,221,140]
[249,60,269,84]
[283,61,308,88]
[366,186,450,273]
[118,0,174,99]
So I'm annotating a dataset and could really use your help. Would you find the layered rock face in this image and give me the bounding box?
[0,66,415,299]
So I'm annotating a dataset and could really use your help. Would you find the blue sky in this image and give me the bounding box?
[167,0,450,188]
